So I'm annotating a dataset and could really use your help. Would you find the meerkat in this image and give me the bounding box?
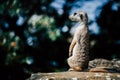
[89,58,120,73]
[67,11,89,71]
[89,59,113,72]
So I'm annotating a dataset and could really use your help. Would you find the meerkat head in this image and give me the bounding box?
[69,11,88,24]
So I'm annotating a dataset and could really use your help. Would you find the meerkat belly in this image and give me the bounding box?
[72,44,88,58]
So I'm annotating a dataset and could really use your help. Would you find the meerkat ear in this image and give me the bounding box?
[80,14,83,20]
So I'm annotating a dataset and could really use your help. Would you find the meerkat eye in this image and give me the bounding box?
[74,13,77,16]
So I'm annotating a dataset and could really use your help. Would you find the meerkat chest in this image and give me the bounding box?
[74,24,86,37]
[76,24,84,31]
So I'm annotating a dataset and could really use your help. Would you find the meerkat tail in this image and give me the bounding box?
[89,68,109,73]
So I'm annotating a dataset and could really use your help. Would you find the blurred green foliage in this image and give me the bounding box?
[27,14,61,41]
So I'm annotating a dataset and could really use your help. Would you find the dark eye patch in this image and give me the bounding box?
[74,13,77,16]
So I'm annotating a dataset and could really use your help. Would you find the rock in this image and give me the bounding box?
[27,72,120,80]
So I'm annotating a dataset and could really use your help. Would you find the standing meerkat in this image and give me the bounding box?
[67,11,89,71]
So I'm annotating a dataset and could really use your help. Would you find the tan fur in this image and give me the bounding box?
[89,68,109,73]
[88,59,120,73]
[67,11,89,71]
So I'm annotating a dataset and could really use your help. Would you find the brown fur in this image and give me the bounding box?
[88,59,120,73]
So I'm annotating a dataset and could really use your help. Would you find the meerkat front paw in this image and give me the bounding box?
[68,67,82,72]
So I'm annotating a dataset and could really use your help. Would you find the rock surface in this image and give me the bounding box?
[27,72,120,80]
